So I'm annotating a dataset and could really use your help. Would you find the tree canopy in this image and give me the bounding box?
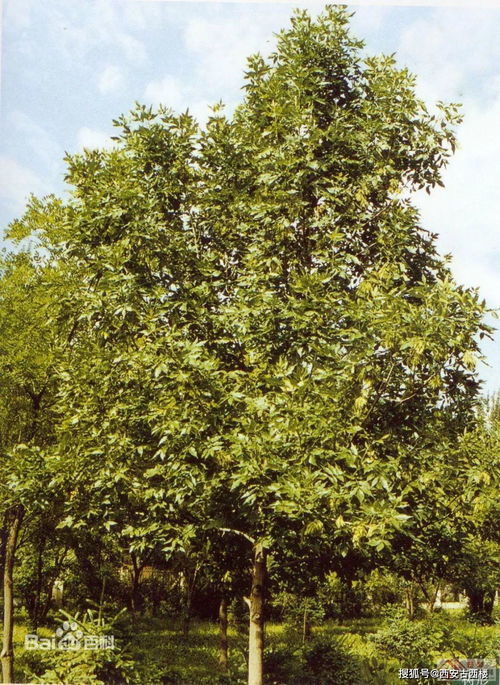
[1,7,496,684]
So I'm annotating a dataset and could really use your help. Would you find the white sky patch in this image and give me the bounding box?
[98,65,126,95]
[415,90,500,310]
[0,156,47,214]
[122,2,162,31]
[401,7,500,317]
[95,0,500,4]
[9,112,63,171]
[396,9,500,102]
[144,74,187,110]
[143,75,211,123]
[183,12,283,96]
[188,101,213,126]
[350,5,394,35]
[114,32,148,64]
[76,127,116,151]
[3,0,34,30]
[35,0,149,66]
[88,0,147,63]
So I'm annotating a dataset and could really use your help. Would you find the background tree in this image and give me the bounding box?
[0,218,69,683]
[448,394,500,622]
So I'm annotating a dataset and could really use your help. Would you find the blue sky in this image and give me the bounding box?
[1,0,500,392]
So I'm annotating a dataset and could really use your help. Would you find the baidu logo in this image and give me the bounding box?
[25,619,114,651]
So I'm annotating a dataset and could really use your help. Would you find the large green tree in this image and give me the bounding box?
[190,9,490,681]
[8,7,492,684]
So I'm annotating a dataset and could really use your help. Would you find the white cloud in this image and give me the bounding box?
[143,75,211,123]
[76,127,115,151]
[188,101,212,127]
[183,11,283,99]
[123,2,148,31]
[4,0,34,30]
[98,65,125,95]
[351,5,393,36]
[414,90,500,310]
[396,9,500,103]
[0,156,47,214]
[383,6,500,389]
[144,75,186,110]
[9,112,63,171]
[114,32,147,64]
[402,10,500,313]
[122,2,161,32]
[38,0,148,66]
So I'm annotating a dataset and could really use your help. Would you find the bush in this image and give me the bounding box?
[449,621,500,660]
[261,634,364,685]
[299,635,364,685]
[264,645,301,685]
[228,597,248,634]
[370,609,450,668]
[362,570,404,615]
[18,607,137,685]
[317,572,366,620]
[463,607,496,626]
[272,592,325,639]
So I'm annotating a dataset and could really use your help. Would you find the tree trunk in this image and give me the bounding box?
[405,583,415,620]
[219,597,229,672]
[179,570,192,637]
[483,590,495,617]
[247,543,266,685]
[467,588,485,615]
[302,607,311,644]
[420,581,441,614]
[1,505,24,685]
[466,588,495,621]
[180,564,199,637]
[130,552,143,615]
[31,538,46,631]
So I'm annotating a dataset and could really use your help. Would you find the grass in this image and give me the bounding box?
[11,609,500,684]
[129,616,228,683]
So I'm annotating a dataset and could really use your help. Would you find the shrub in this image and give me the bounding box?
[298,635,364,685]
[264,645,301,685]
[18,607,137,684]
[261,634,363,685]
[317,572,366,620]
[273,592,325,639]
[362,570,404,615]
[370,609,449,668]
[449,622,500,660]
[228,596,248,634]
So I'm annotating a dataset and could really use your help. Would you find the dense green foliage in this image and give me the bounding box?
[1,6,499,684]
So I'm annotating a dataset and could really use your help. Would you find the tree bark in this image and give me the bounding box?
[180,564,199,637]
[466,588,496,621]
[428,581,441,614]
[247,543,266,685]
[405,583,415,620]
[418,579,441,614]
[1,505,24,685]
[219,596,229,672]
[31,538,46,631]
[130,552,143,615]
[302,606,311,644]
[483,590,495,617]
